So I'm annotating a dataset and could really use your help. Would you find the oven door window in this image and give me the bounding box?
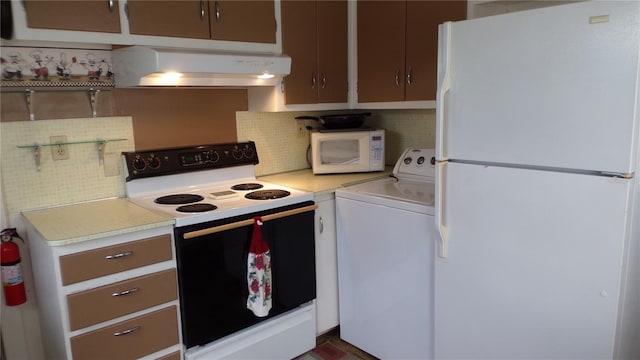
[175,203,316,349]
[320,139,361,165]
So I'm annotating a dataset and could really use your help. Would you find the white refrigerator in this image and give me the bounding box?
[435,1,639,359]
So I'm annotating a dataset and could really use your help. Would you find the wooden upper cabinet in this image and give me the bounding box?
[127,1,211,39]
[357,0,466,103]
[317,1,348,103]
[127,0,275,43]
[405,1,466,101]
[209,1,276,43]
[282,1,318,105]
[23,0,121,33]
[282,0,348,105]
[357,1,406,103]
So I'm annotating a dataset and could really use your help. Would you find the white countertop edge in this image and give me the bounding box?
[39,220,176,246]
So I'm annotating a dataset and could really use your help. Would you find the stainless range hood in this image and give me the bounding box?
[112,46,291,88]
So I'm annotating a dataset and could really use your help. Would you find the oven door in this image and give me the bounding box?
[174,201,317,349]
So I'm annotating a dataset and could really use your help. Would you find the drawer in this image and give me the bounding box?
[67,269,177,331]
[157,351,181,360]
[60,234,172,285]
[70,306,179,360]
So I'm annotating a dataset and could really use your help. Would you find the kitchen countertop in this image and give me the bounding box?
[21,169,390,247]
[22,198,174,246]
[258,167,393,195]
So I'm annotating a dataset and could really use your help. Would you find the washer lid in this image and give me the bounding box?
[337,177,435,214]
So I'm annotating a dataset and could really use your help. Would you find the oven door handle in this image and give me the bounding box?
[183,204,318,239]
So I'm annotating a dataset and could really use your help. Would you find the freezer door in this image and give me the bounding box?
[438,1,639,174]
[435,162,631,359]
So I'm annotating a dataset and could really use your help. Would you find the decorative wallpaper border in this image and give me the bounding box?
[0,46,114,87]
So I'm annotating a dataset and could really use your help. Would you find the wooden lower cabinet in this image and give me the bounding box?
[70,306,179,360]
[24,224,182,360]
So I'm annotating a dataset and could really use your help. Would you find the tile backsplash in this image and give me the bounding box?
[236,109,436,176]
[1,116,134,217]
[1,109,434,220]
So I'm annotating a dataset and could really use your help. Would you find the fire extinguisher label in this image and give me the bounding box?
[1,263,23,286]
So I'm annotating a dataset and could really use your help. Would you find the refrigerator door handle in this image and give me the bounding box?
[436,22,452,161]
[436,160,448,259]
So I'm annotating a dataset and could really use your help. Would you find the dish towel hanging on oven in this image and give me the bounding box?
[247,216,272,317]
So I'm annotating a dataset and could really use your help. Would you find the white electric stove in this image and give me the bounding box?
[123,142,317,360]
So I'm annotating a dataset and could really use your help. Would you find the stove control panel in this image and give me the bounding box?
[123,142,259,181]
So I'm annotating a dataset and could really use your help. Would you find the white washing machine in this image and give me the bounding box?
[335,148,437,359]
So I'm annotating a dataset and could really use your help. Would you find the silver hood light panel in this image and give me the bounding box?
[111,46,291,88]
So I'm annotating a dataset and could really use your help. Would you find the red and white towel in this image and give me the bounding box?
[247,217,272,317]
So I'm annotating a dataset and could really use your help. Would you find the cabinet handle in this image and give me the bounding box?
[113,326,141,337]
[104,251,133,260]
[107,0,114,13]
[321,74,326,89]
[407,68,413,85]
[395,70,401,86]
[319,216,324,234]
[111,287,140,297]
[214,1,221,22]
[311,73,317,89]
[200,0,206,21]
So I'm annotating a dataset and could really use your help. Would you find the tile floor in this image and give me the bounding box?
[295,327,378,360]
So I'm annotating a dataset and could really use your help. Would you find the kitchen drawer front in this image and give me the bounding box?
[70,306,179,360]
[157,350,181,360]
[67,269,178,331]
[60,234,172,285]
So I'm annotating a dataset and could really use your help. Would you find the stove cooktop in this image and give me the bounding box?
[127,179,311,227]
[123,142,312,227]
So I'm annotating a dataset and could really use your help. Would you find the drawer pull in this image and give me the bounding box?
[104,251,133,260]
[113,326,141,337]
[111,287,140,297]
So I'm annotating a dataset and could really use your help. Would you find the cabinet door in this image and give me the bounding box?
[317,1,348,103]
[127,1,210,39]
[405,1,466,101]
[357,1,406,103]
[209,1,276,43]
[314,197,339,334]
[282,1,318,105]
[24,1,121,33]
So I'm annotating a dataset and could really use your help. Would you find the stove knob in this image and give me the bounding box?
[403,157,412,164]
[417,156,425,165]
[148,154,161,169]
[205,150,220,163]
[243,146,255,159]
[232,147,243,160]
[132,156,146,171]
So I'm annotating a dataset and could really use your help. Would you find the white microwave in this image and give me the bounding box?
[310,129,385,174]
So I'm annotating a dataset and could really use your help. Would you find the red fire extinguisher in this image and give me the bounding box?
[1,228,27,306]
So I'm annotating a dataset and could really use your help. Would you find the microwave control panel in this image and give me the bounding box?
[370,131,385,165]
